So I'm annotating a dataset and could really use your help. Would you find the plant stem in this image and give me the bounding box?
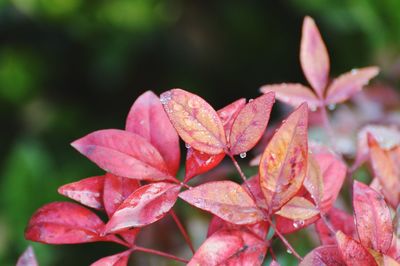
[110,235,132,248]
[133,246,188,263]
[170,210,195,254]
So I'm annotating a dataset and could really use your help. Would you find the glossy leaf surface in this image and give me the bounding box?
[184,148,225,183]
[336,231,377,266]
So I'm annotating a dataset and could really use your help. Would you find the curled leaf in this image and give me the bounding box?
[179,181,264,225]
[161,89,226,154]
[126,90,180,175]
[229,92,274,155]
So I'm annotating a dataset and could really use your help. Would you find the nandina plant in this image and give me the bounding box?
[19,16,400,266]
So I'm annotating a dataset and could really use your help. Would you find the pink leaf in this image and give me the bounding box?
[325,67,379,104]
[315,208,356,245]
[353,180,393,253]
[300,16,330,97]
[188,229,267,266]
[17,246,38,266]
[104,182,180,234]
[179,181,264,225]
[91,250,131,266]
[229,92,275,155]
[25,202,115,244]
[260,83,320,110]
[58,175,104,210]
[184,148,225,183]
[259,103,308,211]
[160,89,226,154]
[217,98,246,140]
[125,91,180,175]
[300,245,345,266]
[336,231,377,266]
[71,129,176,182]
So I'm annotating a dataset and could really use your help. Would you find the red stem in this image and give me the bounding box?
[170,210,195,254]
[133,246,188,263]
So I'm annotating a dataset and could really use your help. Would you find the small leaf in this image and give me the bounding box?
[103,173,141,217]
[17,246,38,266]
[188,229,267,266]
[353,180,393,253]
[179,181,264,225]
[104,182,180,234]
[71,129,176,182]
[91,250,131,266]
[217,98,246,140]
[125,91,180,175]
[300,245,345,266]
[315,208,356,245]
[304,154,324,206]
[25,202,115,244]
[184,148,225,182]
[325,67,379,104]
[300,16,330,97]
[275,196,319,220]
[260,83,320,110]
[161,89,226,154]
[229,92,275,155]
[259,103,308,211]
[336,231,377,266]
[58,175,104,210]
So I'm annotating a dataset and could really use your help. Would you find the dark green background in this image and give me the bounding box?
[1,0,399,265]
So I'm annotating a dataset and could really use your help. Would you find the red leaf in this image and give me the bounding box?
[58,175,104,210]
[275,214,319,234]
[353,180,393,253]
[259,103,308,211]
[300,245,345,266]
[217,98,246,139]
[260,83,320,111]
[184,148,225,183]
[71,129,176,182]
[188,229,267,266]
[91,250,131,266]
[336,231,377,266]
[300,16,330,97]
[25,202,115,244]
[17,246,38,266]
[368,134,400,208]
[125,91,180,175]
[103,173,141,217]
[275,196,319,220]
[315,208,356,245]
[229,92,275,155]
[325,67,379,104]
[104,182,180,234]
[179,181,264,225]
[207,215,269,240]
[160,89,227,154]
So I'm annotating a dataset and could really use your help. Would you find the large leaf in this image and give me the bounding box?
[25,202,116,244]
[300,16,330,97]
[104,182,180,234]
[300,245,345,266]
[160,89,226,154]
[325,67,379,104]
[91,250,131,266]
[229,92,274,155]
[188,229,267,266]
[179,181,264,225]
[275,196,319,220]
[336,231,377,266]
[17,246,38,266]
[125,91,180,175]
[260,83,320,110]
[353,181,393,253]
[259,103,308,211]
[58,175,104,210]
[71,129,176,182]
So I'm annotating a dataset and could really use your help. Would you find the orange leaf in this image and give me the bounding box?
[161,89,226,154]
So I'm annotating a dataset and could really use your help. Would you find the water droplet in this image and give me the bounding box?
[185,143,191,149]
[293,220,304,228]
[328,104,336,111]
[239,152,247,158]
[310,106,317,112]
[249,98,254,102]
[160,91,172,104]
[351,69,358,75]
[286,249,292,254]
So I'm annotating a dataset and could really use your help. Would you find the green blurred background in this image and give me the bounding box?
[1,0,400,265]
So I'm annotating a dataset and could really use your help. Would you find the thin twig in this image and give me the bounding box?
[133,246,188,263]
[170,210,195,254]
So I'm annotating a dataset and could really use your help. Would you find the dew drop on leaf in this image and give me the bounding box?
[287,249,293,254]
[239,152,247,158]
[328,104,336,111]
[185,143,191,149]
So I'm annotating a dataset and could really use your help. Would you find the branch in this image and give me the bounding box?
[170,210,195,254]
[133,246,188,263]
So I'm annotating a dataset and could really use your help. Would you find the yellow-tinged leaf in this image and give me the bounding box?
[275,196,319,220]
[304,154,324,206]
